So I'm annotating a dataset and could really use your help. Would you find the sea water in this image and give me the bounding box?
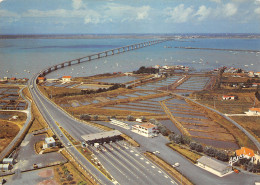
[0,36,259,79]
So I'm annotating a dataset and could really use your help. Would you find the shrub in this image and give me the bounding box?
[80,114,91,121]
[127,115,135,121]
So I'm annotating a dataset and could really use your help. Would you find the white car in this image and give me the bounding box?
[68,143,71,146]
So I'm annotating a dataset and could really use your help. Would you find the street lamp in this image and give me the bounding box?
[173,162,182,185]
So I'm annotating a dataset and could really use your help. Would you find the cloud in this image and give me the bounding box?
[104,3,151,22]
[136,6,150,20]
[165,4,194,23]
[195,5,211,21]
[255,7,260,14]
[210,0,221,3]
[72,0,86,10]
[223,3,237,16]
[0,9,19,17]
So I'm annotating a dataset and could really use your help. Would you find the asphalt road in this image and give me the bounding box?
[28,75,113,185]
[28,74,179,185]
[95,121,260,185]
[0,87,32,161]
[90,141,177,185]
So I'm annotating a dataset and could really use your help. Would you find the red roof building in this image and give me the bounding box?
[235,147,255,158]
[62,76,72,82]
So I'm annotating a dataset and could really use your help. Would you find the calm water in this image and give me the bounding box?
[1,37,259,79]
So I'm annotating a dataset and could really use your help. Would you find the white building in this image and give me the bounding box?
[0,164,10,171]
[45,137,56,148]
[2,158,14,165]
[62,76,72,82]
[245,108,260,116]
[197,156,232,177]
[222,95,236,100]
[132,123,157,137]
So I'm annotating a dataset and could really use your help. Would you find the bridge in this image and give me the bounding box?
[39,39,171,77]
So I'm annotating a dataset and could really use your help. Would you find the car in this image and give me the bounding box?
[233,169,240,173]
[67,143,71,146]
[60,134,63,137]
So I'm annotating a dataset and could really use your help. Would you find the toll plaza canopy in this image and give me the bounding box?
[81,130,122,143]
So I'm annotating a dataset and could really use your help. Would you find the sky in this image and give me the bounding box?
[0,0,259,34]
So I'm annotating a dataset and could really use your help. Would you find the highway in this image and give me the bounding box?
[22,38,260,185]
[28,73,178,185]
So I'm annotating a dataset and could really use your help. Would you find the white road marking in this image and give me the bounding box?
[135,154,139,156]
[151,166,155,168]
[140,158,144,160]
[146,161,150,164]
[164,175,168,178]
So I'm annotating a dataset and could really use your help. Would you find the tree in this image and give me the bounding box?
[140,116,146,122]
[204,146,217,157]
[216,150,228,161]
[158,125,168,136]
[173,134,182,144]
[149,118,156,124]
[195,143,203,152]
[182,135,191,145]
[127,115,134,121]
[169,133,175,141]
[80,114,91,121]
[93,115,98,121]
[189,142,197,150]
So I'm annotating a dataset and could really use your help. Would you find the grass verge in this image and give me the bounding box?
[167,143,202,163]
[60,149,98,185]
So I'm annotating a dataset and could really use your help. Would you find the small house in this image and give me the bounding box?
[2,158,14,165]
[245,108,260,116]
[222,95,237,100]
[235,147,255,159]
[197,156,232,177]
[62,76,72,82]
[45,137,56,148]
[0,164,11,171]
[37,77,46,83]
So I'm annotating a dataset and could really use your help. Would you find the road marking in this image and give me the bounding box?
[105,149,140,179]
[164,175,168,178]
[130,150,134,153]
[151,166,155,168]
[158,170,162,173]
[140,158,144,160]
[32,88,107,184]
[171,180,176,184]
[146,161,150,164]
[135,154,139,156]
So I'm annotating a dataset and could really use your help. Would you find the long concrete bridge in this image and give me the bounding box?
[39,39,171,77]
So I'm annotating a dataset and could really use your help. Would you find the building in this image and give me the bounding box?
[197,156,232,177]
[62,76,72,82]
[236,147,255,159]
[0,164,11,171]
[222,95,237,100]
[132,123,157,137]
[245,108,260,116]
[2,158,14,165]
[44,137,56,148]
[37,77,46,83]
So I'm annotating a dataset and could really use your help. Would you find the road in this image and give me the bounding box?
[95,121,260,185]
[28,74,178,185]
[0,87,32,161]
